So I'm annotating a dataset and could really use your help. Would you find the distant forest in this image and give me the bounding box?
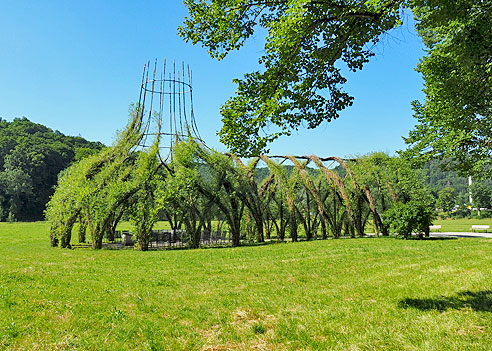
[0,118,484,222]
[0,118,103,221]
[422,160,470,206]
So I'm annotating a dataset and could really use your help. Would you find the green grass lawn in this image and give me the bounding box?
[114,221,173,232]
[1,222,492,350]
[433,217,492,232]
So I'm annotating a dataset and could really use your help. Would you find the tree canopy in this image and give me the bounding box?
[436,187,456,213]
[402,1,492,177]
[469,182,492,212]
[180,0,492,166]
[180,0,404,155]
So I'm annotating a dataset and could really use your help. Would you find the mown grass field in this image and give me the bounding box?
[1,222,492,350]
[433,217,492,232]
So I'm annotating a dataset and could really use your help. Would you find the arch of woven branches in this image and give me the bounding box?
[227,153,387,240]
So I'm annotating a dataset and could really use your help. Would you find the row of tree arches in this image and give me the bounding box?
[47,112,430,250]
[227,153,391,241]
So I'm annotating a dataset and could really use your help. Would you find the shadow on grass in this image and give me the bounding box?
[399,290,492,312]
[96,239,289,251]
[88,235,423,251]
[404,236,457,241]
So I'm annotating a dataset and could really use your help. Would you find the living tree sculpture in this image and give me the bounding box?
[46,61,434,250]
[46,109,152,249]
[48,135,432,248]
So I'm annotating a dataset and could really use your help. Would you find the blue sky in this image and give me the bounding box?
[0,1,425,157]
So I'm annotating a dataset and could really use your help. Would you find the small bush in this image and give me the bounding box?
[477,210,492,219]
[383,201,436,239]
[450,207,471,219]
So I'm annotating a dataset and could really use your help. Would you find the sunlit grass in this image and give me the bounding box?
[1,222,492,350]
[433,217,492,232]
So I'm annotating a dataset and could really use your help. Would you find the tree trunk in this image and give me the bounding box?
[265,218,272,240]
[305,193,312,240]
[355,196,364,237]
[183,206,202,249]
[380,194,389,236]
[190,228,201,249]
[320,218,327,240]
[276,203,285,240]
[60,222,75,248]
[138,236,150,251]
[231,219,241,247]
[50,226,59,247]
[78,220,87,243]
[92,234,103,249]
[90,223,105,250]
[290,215,298,242]
[254,213,264,243]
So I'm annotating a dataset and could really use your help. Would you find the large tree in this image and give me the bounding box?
[469,182,491,216]
[436,187,456,214]
[402,1,492,177]
[180,0,403,156]
[181,0,491,170]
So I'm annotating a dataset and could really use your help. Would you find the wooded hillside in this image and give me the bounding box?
[0,117,103,221]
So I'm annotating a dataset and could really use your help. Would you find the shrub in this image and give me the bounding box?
[383,201,436,239]
[450,207,471,219]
